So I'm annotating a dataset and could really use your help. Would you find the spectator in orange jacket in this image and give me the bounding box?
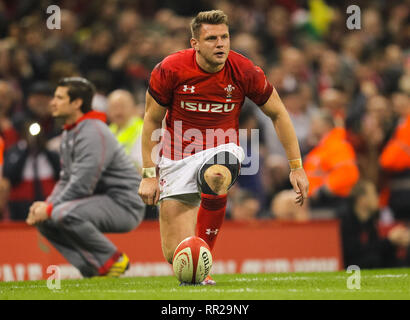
[379,92,410,221]
[304,110,360,209]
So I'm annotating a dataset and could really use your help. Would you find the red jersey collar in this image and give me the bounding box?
[63,111,107,131]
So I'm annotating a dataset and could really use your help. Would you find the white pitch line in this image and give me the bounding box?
[232,276,329,281]
[371,274,408,278]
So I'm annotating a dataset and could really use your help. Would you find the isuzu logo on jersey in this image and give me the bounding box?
[182,85,195,93]
[180,101,235,113]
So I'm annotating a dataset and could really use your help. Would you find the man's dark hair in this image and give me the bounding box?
[58,77,96,113]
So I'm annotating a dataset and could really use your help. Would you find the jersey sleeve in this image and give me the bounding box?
[245,65,273,106]
[148,61,175,107]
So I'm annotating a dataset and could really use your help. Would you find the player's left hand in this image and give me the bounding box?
[289,168,309,206]
[26,201,49,225]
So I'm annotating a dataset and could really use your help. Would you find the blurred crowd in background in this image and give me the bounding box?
[0,0,409,268]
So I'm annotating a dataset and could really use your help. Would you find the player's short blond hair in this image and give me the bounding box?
[190,10,228,39]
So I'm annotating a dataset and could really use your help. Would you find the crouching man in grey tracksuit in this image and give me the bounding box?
[26,77,145,278]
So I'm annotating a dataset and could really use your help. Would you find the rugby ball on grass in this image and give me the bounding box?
[172,236,212,284]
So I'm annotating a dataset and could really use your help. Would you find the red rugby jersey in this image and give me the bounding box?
[148,48,273,160]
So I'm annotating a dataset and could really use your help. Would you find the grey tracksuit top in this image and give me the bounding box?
[46,112,145,219]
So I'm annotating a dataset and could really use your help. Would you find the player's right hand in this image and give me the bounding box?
[138,177,160,206]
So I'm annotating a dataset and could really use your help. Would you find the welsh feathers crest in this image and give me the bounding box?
[224,84,235,101]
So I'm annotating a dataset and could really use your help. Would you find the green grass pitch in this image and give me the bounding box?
[0,269,409,300]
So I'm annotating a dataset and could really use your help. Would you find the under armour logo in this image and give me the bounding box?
[205,229,219,235]
[183,85,195,93]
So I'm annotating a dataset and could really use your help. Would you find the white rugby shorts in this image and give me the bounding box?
[158,143,245,203]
